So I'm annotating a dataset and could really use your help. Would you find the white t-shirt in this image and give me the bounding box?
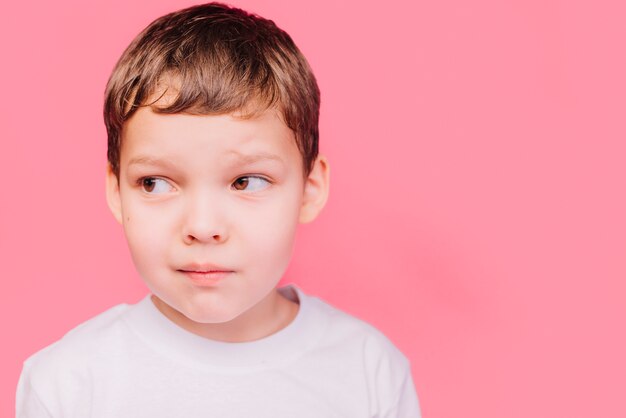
[16,283,421,417]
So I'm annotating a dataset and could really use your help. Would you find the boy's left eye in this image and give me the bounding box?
[232,176,271,192]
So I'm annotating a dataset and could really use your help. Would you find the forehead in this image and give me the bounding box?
[120,105,301,172]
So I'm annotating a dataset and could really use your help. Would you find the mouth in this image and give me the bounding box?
[178,269,234,286]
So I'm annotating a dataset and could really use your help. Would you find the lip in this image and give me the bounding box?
[178,264,234,286]
[179,262,233,272]
[181,270,233,286]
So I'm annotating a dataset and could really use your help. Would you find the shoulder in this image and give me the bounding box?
[20,302,132,390]
[302,291,418,414]
[304,291,411,373]
[17,302,134,416]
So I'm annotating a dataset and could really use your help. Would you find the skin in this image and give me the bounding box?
[105,100,330,343]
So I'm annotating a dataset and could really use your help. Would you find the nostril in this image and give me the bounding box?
[183,233,225,245]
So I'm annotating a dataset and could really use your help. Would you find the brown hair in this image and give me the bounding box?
[104,2,320,181]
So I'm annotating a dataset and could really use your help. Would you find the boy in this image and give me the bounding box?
[16,2,421,417]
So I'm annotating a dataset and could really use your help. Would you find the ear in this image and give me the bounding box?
[105,163,124,225]
[299,154,330,223]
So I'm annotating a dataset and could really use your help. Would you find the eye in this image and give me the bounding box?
[232,176,271,192]
[136,177,173,194]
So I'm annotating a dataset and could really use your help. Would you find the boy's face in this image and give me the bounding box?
[105,99,329,338]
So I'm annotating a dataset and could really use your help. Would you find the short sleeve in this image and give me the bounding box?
[381,366,422,418]
[16,362,54,418]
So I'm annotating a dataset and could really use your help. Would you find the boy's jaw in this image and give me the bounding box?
[149,285,300,343]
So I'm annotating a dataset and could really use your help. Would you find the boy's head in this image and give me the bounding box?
[103,2,330,337]
[104,1,320,183]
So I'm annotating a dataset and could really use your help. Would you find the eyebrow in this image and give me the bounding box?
[226,151,285,165]
[127,156,179,169]
[127,152,284,169]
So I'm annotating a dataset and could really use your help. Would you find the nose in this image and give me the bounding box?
[181,190,228,245]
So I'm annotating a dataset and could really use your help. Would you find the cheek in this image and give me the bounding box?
[122,200,171,266]
[244,195,300,266]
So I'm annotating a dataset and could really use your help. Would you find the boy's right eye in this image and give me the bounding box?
[137,177,173,194]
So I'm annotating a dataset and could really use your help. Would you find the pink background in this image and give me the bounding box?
[2,0,625,416]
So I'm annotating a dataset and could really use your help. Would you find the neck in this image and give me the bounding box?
[151,288,299,343]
